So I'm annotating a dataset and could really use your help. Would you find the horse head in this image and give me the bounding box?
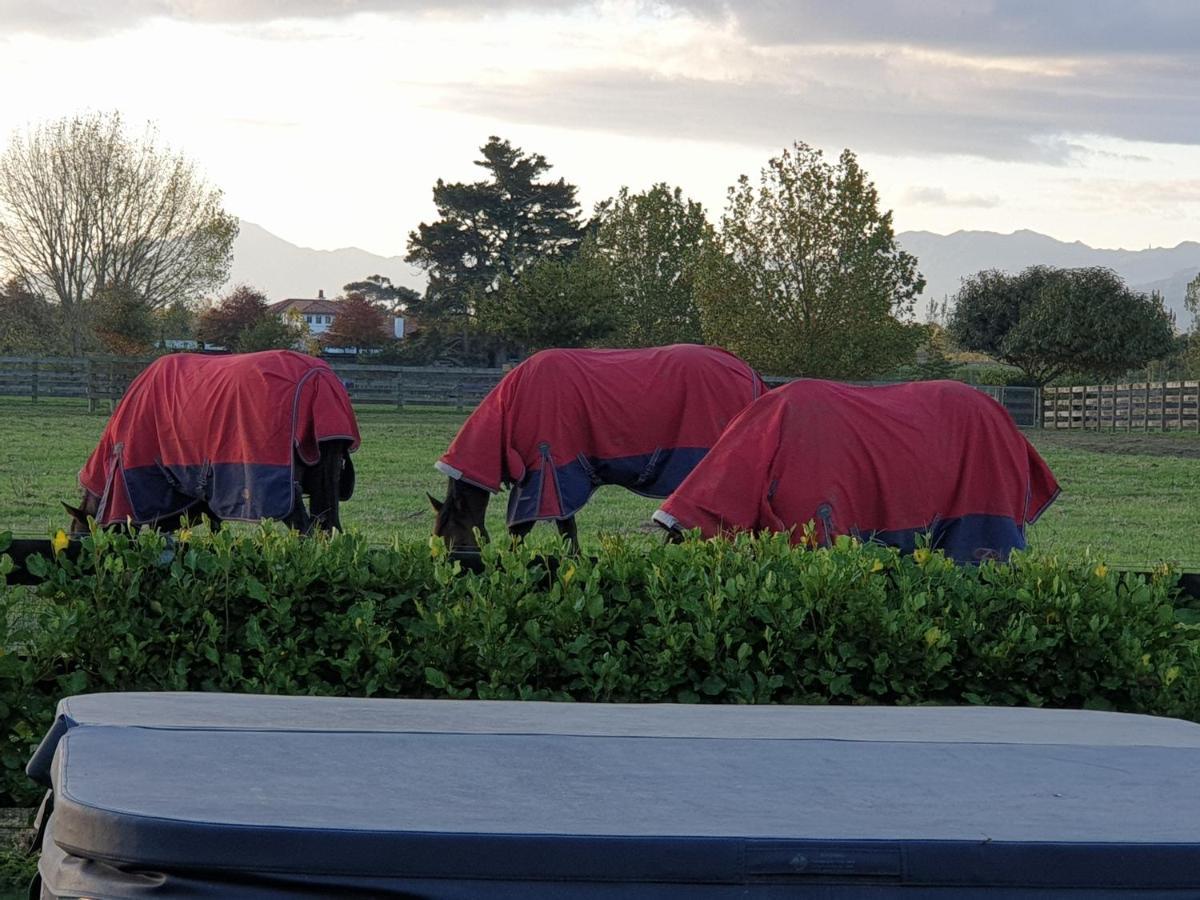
[429,477,489,551]
[61,492,98,536]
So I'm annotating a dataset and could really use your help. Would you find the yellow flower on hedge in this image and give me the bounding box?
[913,548,931,566]
[1094,564,1109,578]
[1166,666,1181,687]
[870,559,884,573]
[561,563,576,586]
[178,528,192,543]
[924,626,942,647]
[52,530,69,555]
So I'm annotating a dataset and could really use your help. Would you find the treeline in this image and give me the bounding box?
[399,138,926,377]
[1,111,1193,382]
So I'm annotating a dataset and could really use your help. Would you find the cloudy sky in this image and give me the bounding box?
[1,0,1197,259]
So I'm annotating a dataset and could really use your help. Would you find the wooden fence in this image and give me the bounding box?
[0,356,503,411]
[1042,382,1200,431]
[0,356,1041,426]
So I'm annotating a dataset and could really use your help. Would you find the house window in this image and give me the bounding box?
[305,315,313,324]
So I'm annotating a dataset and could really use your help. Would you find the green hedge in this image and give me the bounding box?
[1,527,1198,805]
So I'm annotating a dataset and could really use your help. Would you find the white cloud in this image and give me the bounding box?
[0,0,1198,254]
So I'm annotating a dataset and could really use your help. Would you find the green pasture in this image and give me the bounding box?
[2,397,1199,568]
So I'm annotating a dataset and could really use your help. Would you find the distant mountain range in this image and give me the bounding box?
[898,229,1200,325]
[227,221,424,302]
[229,221,1200,326]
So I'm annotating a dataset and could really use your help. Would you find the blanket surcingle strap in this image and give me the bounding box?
[655,379,1060,563]
[436,344,766,526]
[79,351,360,525]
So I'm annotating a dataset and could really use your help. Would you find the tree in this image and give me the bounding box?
[695,142,925,377]
[153,299,198,347]
[948,266,1176,386]
[477,251,617,353]
[235,314,308,354]
[196,285,304,353]
[324,292,389,355]
[0,111,237,355]
[0,278,69,355]
[342,275,421,314]
[589,184,714,347]
[92,284,155,355]
[405,136,583,323]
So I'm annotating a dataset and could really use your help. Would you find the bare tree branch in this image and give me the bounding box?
[0,112,237,355]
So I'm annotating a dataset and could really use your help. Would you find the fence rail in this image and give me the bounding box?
[0,356,505,411]
[0,356,1040,425]
[1042,382,1200,432]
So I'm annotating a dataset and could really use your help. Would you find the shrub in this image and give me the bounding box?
[1,527,1196,805]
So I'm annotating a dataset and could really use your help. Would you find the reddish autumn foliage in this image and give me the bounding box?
[324,292,390,351]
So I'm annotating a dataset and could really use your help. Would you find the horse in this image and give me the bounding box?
[430,344,766,552]
[653,379,1059,564]
[66,350,360,535]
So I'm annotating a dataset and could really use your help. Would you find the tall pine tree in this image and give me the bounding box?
[405,137,584,325]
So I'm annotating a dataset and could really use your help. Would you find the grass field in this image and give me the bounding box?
[3,397,1200,568]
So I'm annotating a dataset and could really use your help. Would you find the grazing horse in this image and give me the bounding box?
[430,344,766,551]
[653,379,1059,564]
[65,350,359,534]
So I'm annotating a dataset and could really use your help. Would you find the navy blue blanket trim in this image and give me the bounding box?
[507,448,709,526]
[124,462,296,523]
[857,514,1027,564]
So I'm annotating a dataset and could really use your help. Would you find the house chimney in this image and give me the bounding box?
[318,289,325,300]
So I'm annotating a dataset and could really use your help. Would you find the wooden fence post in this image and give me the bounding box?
[30,360,38,404]
[1144,383,1151,432]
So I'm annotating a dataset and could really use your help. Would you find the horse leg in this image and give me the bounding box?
[556,516,579,554]
[298,442,346,533]
[279,480,314,533]
[508,520,535,544]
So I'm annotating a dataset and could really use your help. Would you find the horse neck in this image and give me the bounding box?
[449,478,490,523]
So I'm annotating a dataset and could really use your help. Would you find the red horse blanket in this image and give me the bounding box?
[437,345,766,525]
[80,351,360,525]
[655,379,1059,563]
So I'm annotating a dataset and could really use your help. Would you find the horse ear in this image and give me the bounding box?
[62,501,87,521]
[427,492,444,513]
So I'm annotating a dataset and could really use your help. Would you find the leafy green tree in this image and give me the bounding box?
[1172,271,1200,377]
[695,142,925,377]
[588,184,714,347]
[949,266,1176,386]
[153,300,198,346]
[405,136,583,323]
[478,251,617,353]
[196,285,304,353]
[92,284,155,355]
[234,315,307,354]
[0,278,69,355]
[0,111,236,355]
[342,275,421,314]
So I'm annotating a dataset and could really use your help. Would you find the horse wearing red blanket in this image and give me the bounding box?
[654,379,1058,563]
[431,344,766,550]
[66,350,360,533]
